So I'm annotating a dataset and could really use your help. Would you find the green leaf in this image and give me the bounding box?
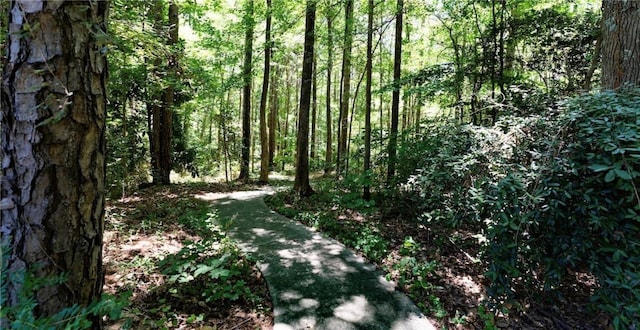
[614,169,632,180]
[194,265,215,277]
[588,164,611,172]
[604,170,616,182]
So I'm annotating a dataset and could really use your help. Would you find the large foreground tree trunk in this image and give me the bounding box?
[601,0,640,89]
[1,0,108,322]
[293,0,316,197]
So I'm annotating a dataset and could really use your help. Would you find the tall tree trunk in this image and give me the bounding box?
[149,0,163,184]
[293,0,316,197]
[259,0,272,183]
[1,0,108,323]
[159,0,179,185]
[268,65,278,170]
[310,55,317,161]
[387,0,403,183]
[324,3,334,175]
[282,67,291,171]
[238,0,254,182]
[601,1,640,89]
[337,0,353,175]
[363,0,374,200]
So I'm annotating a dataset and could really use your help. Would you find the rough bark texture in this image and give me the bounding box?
[259,0,272,183]
[601,0,640,89]
[293,0,316,197]
[337,0,353,175]
[1,0,108,320]
[387,0,402,182]
[238,0,254,182]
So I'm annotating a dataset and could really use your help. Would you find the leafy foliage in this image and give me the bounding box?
[483,88,639,328]
[0,244,128,329]
[158,207,261,305]
[388,88,639,327]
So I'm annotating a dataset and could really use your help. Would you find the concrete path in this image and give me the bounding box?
[205,188,436,330]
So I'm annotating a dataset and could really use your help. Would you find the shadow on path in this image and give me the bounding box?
[197,188,436,330]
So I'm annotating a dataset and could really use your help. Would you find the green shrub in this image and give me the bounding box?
[482,88,640,328]
[347,227,388,263]
[0,245,128,329]
[159,238,258,303]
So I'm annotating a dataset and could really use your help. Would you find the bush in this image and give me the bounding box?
[482,88,640,328]
[0,244,127,329]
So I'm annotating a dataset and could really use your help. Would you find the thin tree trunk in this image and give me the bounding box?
[238,0,254,182]
[282,67,291,171]
[363,0,374,200]
[311,55,318,161]
[1,1,108,323]
[337,0,353,176]
[583,25,602,91]
[258,0,272,183]
[324,3,334,175]
[293,0,316,197]
[387,0,403,183]
[268,66,278,170]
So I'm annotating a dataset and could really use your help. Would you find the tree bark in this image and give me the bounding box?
[149,0,163,184]
[364,0,374,200]
[259,0,272,183]
[238,0,254,182]
[159,0,178,185]
[310,55,317,161]
[268,65,278,170]
[293,0,316,197]
[601,0,640,89]
[324,3,334,175]
[1,0,108,322]
[337,0,353,176]
[387,0,403,183]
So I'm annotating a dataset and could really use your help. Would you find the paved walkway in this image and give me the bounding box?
[205,188,436,330]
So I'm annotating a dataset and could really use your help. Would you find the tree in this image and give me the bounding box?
[324,1,334,175]
[148,0,178,185]
[363,0,374,200]
[1,0,108,321]
[238,0,254,182]
[337,0,354,175]
[601,0,640,89]
[259,0,272,183]
[387,0,403,182]
[162,0,179,184]
[293,0,317,197]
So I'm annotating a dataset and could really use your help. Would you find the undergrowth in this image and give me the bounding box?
[0,243,128,329]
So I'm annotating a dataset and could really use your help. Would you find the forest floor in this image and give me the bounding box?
[264,179,609,330]
[103,177,607,329]
[103,182,274,330]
